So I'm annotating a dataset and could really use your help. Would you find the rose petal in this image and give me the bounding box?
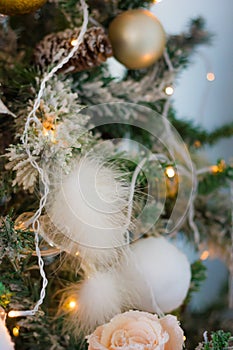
[88,311,184,350]
[125,320,160,343]
[100,314,132,347]
[160,315,184,350]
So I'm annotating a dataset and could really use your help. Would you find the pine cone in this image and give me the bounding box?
[33,26,113,73]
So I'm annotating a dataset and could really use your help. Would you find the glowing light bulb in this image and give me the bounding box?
[183,335,186,341]
[13,326,20,337]
[75,251,79,256]
[42,119,57,144]
[71,39,78,46]
[8,310,20,318]
[165,86,174,96]
[165,166,176,178]
[194,140,201,148]
[69,300,76,309]
[200,250,209,261]
[206,72,215,82]
[210,161,226,174]
[211,165,219,173]
[8,310,35,317]
[66,298,78,310]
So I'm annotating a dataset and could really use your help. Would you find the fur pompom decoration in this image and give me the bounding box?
[60,237,191,337]
[62,270,123,337]
[45,157,130,266]
[0,318,15,350]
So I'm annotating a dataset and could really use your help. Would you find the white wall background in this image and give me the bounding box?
[109,1,233,309]
[152,0,233,310]
[152,0,233,163]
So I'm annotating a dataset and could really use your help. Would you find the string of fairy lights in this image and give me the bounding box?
[0,0,231,342]
[1,160,231,339]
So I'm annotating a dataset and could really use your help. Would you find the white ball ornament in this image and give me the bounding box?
[60,238,190,335]
[122,237,191,313]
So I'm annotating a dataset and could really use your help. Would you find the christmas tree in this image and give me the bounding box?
[0,0,233,349]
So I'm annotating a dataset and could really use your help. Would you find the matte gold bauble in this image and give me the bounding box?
[0,0,47,16]
[108,9,166,69]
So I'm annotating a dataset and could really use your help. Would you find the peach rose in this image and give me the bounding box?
[87,310,184,350]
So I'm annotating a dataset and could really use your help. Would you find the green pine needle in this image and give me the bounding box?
[0,282,12,308]
[196,330,233,349]
[185,260,206,305]
[198,161,233,195]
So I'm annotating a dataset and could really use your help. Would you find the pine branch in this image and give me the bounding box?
[188,260,207,301]
[0,65,38,113]
[166,17,212,69]
[0,215,35,265]
[195,330,233,350]
[208,123,233,145]
[198,161,233,195]
[168,110,233,147]
[118,0,154,10]
[0,282,12,308]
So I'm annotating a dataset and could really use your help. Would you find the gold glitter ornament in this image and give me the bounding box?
[108,9,166,70]
[0,0,47,16]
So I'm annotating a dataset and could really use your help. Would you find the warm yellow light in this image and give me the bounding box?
[165,166,176,178]
[211,165,219,173]
[8,310,20,318]
[165,86,174,96]
[211,160,226,174]
[200,250,209,261]
[183,335,186,341]
[206,72,215,82]
[218,159,226,172]
[71,39,78,46]
[75,251,79,256]
[42,118,56,141]
[194,140,201,148]
[13,326,20,337]
[14,212,34,231]
[68,299,77,310]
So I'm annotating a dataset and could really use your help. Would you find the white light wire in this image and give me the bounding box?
[9,0,89,318]
[127,157,147,228]
[126,153,167,317]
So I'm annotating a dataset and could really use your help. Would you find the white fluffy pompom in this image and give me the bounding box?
[0,318,15,350]
[122,237,191,313]
[65,271,122,336]
[46,157,130,266]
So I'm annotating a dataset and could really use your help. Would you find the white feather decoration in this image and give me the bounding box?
[60,238,190,336]
[64,270,122,337]
[45,156,130,266]
[0,318,15,350]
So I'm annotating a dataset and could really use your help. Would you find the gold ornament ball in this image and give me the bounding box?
[0,0,47,16]
[108,9,166,70]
